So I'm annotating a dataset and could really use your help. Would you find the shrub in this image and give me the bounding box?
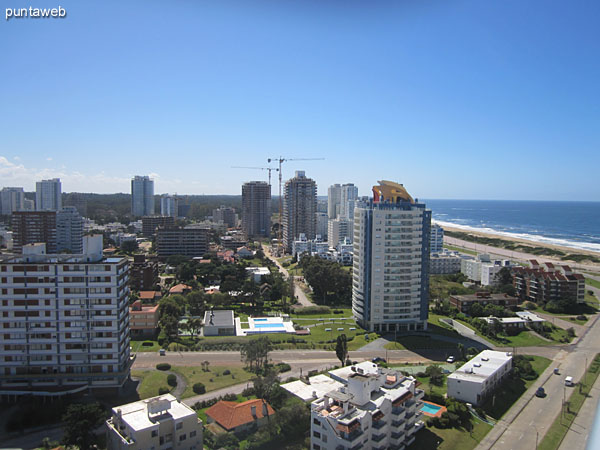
[223,369,231,376]
[167,374,177,387]
[142,341,154,347]
[158,387,170,395]
[577,315,587,321]
[333,310,344,314]
[276,363,291,373]
[156,363,171,371]
[567,327,576,338]
[524,301,537,310]
[294,306,331,315]
[192,383,206,395]
[242,386,256,397]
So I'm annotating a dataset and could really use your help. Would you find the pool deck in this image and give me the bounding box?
[420,400,447,418]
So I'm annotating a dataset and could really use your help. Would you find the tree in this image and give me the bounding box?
[241,336,272,373]
[186,291,206,317]
[214,432,240,450]
[185,318,203,340]
[469,302,484,317]
[336,334,348,366]
[253,367,285,410]
[62,402,106,450]
[425,365,444,386]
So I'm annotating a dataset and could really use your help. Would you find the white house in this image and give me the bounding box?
[447,350,512,405]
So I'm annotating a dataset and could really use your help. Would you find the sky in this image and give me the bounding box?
[1,0,599,200]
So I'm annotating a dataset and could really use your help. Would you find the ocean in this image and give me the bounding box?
[424,199,600,253]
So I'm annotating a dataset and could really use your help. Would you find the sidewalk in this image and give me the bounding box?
[558,369,600,450]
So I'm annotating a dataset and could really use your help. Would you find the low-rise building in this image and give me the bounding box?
[513,260,585,305]
[142,216,175,238]
[461,254,514,286]
[311,365,424,450]
[106,394,203,450]
[246,266,271,283]
[156,227,209,259]
[430,250,466,274]
[236,246,254,259]
[206,398,275,434]
[129,300,160,339]
[129,254,159,292]
[447,350,512,405]
[203,310,236,336]
[281,374,344,402]
[449,292,519,314]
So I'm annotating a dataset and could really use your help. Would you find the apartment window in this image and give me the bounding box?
[151,430,158,437]
[312,445,321,450]
[179,434,187,441]
[176,422,183,430]
[190,431,196,438]
[312,431,321,439]
[322,435,327,443]
[313,418,320,426]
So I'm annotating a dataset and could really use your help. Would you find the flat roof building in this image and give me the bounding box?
[106,394,202,450]
[203,310,236,336]
[447,350,512,405]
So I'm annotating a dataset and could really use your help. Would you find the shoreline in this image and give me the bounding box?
[437,223,600,258]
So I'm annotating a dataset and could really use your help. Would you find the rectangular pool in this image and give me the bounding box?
[254,323,286,329]
[420,403,443,416]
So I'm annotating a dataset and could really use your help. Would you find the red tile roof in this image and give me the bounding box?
[206,399,275,430]
[139,291,158,300]
[169,284,192,294]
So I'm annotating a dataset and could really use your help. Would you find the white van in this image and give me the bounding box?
[565,376,574,386]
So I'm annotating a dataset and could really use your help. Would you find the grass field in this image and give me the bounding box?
[131,340,161,352]
[443,244,478,256]
[585,278,600,289]
[409,418,492,450]
[539,353,600,450]
[131,370,171,399]
[385,335,458,350]
[453,318,553,347]
[171,365,255,399]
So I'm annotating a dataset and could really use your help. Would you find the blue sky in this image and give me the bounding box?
[1,0,599,200]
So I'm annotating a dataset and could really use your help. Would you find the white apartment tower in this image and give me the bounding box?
[353,181,431,333]
[36,178,62,211]
[430,224,444,254]
[328,183,358,220]
[1,187,26,215]
[131,176,155,217]
[160,194,179,218]
[0,235,133,396]
[283,171,317,253]
[311,365,425,450]
[57,206,84,254]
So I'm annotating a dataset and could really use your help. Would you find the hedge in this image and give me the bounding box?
[167,374,177,387]
[156,363,171,371]
[193,383,206,395]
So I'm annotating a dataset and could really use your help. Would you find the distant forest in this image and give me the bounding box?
[59,192,282,224]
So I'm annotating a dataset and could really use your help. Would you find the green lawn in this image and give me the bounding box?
[410,418,492,450]
[443,244,478,256]
[131,340,161,352]
[171,365,255,399]
[453,318,552,347]
[385,336,458,350]
[585,278,600,289]
[132,370,171,399]
[481,356,551,420]
[539,354,600,450]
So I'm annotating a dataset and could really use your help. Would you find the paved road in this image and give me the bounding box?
[558,368,600,450]
[476,312,600,450]
[445,236,600,273]
[262,244,315,307]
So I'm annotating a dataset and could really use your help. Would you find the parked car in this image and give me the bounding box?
[372,357,386,363]
[554,368,560,375]
[446,356,455,363]
[159,349,166,356]
[535,387,546,397]
[565,376,574,386]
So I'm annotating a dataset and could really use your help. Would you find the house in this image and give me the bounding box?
[106,394,203,450]
[449,292,519,314]
[447,350,512,405]
[139,291,161,302]
[169,283,192,295]
[205,399,275,434]
[203,310,236,336]
[129,300,160,339]
[246,266,271,283]
[236,246,254,259]
[216,250,235,264]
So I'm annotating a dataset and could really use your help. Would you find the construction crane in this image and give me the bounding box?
[231,166,279,186]
[267,157,325,255]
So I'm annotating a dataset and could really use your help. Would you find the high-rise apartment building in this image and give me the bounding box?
[11,211,58,254]
[283,171,317,253]
[142,216,175,238]
[242,181,271,238]
[316,212,328,240]
[212,206,237,228]
[156,226,209,259]
[430,224,444,253]
[36,178,62,211]
[57,207,84,254]
[352,181,431,333]
[327,184,342,219]
[0,235,132,396]
[160,194,179,218]
[328,218,353,247]
[0,187,26,215]
[131,176,155,217]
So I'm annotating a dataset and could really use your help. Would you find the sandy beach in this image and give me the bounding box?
[441,224,600,272]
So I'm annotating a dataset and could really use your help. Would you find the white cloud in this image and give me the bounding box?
[13,156,21,161]
[46,157,53,161]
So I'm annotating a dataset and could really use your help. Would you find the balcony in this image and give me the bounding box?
[372,432,386,442]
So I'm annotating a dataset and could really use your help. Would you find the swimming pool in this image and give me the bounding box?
[420,403,443,415]
[254,318,268,322]
[254,323,285,328]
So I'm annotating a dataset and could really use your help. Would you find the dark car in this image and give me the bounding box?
[372,357,386,363]
[535,387,546,397]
